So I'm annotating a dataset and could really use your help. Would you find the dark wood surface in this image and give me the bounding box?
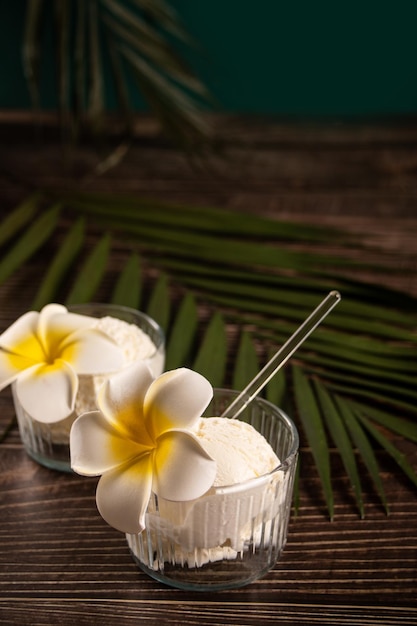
[0,113,417,625]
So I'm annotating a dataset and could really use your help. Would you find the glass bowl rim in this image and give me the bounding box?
[68,302,165,353]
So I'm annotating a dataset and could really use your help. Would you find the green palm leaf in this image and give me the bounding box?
[102,0,207,98]
[111,252,142,308]
[0,204,60,286]
[314,379,365,518]
[265,362,286,409]
[32,217,85,310]
[193,312,227,387]
[348,400,417,443]
[232,331,259,391]
[165,292,199,370]
[146,272,170,330]
[65,190,340,243]
[292,365,334,519]
[65,233,111,305]
[0,193,415,519]
[357,413,417,489]
[0,193,40,247]
[334,396,389,514]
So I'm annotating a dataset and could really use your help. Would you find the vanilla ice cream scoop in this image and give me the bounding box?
[135,415,284,563]
[195,417,280,486]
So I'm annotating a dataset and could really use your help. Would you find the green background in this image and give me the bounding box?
[1,0,417,117]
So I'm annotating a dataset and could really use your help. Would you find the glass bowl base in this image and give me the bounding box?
[130,548,281,592]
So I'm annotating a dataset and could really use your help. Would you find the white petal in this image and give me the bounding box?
[97,360,154,441]
[59,328,125,375]
[153,430,216,501]
[96,456,153,534]
[0,311,45,361]
[15,359,78,423]
[70,410,150,476]
[38,304,99,359]
[38,303,94,340]
[144,368,213,438]
[37,304,69,350]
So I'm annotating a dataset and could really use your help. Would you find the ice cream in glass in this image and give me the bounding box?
[0,303,165,471]
[70,360,299,591]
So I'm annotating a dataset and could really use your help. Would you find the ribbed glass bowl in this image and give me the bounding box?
[14,303,165,472]
[127,388,299,591]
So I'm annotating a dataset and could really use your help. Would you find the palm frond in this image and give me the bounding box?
[0,204,60,285]
[22,0,212,150]
[334,395,389,514]
[292,365,334,519]
[358,414,417,489]
[232,331,259,391]
[0,193,416,519]
[111,252,142,308]
[65,232,111,305]
[165,292,199,370]
[146,272,171,330]
[0,193,40,247]
[32,217,85,310]
[192,312,228,387]
[314,379,365,518]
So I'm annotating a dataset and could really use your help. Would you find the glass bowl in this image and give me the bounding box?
[13,303,165,472]
[127,388,298,591]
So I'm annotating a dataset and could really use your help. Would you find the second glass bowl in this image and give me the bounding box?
[13,303,165,472]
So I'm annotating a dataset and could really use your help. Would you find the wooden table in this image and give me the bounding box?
[0,114,416,625]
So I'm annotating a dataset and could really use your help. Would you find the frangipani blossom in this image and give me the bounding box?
[70,361,217,534]
[0,303,125,424]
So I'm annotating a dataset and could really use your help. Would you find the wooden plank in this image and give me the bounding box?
[0,114,416,625]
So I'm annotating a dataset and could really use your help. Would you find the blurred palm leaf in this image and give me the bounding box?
[111,252,142,308]
[22,0,212,149]
[232,331,259,391]
[146,272,171,330]
[65,232,111,304]
[0,203,61,285]
[165,292,199,370]
[0,193,416,518]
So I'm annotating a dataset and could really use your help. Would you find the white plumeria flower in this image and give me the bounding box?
[0,303,125,424]
[70,361,217,535]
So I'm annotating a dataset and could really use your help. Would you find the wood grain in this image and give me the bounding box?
[0,113,416,626]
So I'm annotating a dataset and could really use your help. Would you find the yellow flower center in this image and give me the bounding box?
[4,326,81,373]
[5,333,45,370]
[108,406,155,463]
